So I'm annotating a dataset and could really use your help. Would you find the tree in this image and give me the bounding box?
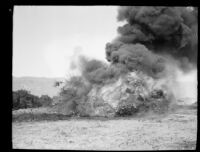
[12,89,42,110]
[39,95,52,107]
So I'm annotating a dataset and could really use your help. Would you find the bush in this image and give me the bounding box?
[13,90,42,110]
[39,95,53,107]
[52,96,62,105]
[146,89,170,113]
[116,103,138,116]
[59,76,91,101]
[58,76,92,115]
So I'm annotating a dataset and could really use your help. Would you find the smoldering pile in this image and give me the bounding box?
[55,7,197,117]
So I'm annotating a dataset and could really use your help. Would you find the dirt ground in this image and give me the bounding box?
[12,108,197,150]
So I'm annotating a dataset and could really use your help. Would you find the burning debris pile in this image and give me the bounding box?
[55,7,197,117]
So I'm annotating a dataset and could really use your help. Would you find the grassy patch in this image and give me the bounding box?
[12,113,72,122]
[171,140,196,150]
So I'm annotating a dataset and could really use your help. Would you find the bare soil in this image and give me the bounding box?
[12,108,197,150]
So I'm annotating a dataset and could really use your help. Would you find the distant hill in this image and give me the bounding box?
[12,76,65,97]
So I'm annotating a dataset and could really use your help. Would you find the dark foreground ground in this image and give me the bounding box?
[12,105,197,150]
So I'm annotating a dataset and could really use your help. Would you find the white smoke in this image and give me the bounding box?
[173,69,197,104]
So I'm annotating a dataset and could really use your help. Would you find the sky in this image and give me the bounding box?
[13,6,124,78]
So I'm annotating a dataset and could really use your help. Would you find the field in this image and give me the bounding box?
[12,105,197,150]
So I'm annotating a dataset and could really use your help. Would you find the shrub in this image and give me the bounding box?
[12,90,42,110]
[39,95,53,107]
[58,76,92,115]
[52,96,62,105]
[146,89,170,113]
[116,103,138,116]
[115,94,139,116]
[59,76,91,101]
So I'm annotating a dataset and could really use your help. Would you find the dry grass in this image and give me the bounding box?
[12,106,197,150]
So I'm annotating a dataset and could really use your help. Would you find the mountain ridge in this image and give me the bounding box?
[12,76,65,97]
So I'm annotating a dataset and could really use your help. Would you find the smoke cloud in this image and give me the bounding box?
[77,56,128,84]
[106,7,197,71]
[104,6,198,104]
[106,42,166,78]
[58,7,197,117]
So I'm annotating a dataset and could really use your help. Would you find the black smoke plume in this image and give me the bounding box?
[106,7,198,72]
[78,56,129,84]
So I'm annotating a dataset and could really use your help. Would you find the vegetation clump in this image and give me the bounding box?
[115,89,170,117]
[13,90,53,110]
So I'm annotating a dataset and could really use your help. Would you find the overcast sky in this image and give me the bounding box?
[13,6,124,78]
